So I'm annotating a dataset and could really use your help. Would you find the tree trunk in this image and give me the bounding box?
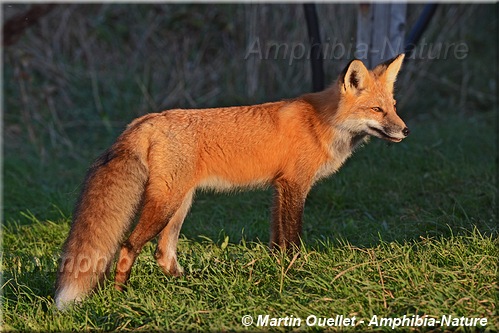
[356,3,407,68]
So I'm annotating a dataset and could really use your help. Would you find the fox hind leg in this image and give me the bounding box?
[114,185,192,291]
[154,190,194,277]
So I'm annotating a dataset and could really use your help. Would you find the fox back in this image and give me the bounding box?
[55,54,409,309]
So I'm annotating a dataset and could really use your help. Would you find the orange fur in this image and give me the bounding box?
[55,54,409,309]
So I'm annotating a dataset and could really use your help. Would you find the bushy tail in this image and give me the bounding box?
[55,143,148,310]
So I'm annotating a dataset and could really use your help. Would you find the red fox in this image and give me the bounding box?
[55,54,409,309]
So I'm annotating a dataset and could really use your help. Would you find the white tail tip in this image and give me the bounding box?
[55,285,84,310]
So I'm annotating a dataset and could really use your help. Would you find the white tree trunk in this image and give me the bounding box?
[356,3,407,68]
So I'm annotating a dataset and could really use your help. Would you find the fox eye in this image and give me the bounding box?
[371,107,383,113]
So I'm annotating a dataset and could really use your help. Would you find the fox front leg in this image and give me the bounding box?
[270,178,310,250]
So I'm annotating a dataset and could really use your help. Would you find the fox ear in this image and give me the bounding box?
[375,53,405,91]
[340,59,370,94]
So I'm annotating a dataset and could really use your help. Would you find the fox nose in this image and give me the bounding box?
[402,127,410,137]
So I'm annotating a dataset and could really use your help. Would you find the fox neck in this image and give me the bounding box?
[301,84,369,150]
[301,85,341,123]
[301,85,370,182]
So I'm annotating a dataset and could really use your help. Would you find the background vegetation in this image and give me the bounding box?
[2,3,497,331]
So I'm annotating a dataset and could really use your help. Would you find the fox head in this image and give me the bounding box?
[337,53,409,143]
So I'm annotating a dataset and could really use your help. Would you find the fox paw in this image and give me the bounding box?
[155,252,183,277]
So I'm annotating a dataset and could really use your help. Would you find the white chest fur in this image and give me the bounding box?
[314,133,369,182]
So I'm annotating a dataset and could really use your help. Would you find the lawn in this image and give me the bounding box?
[3,112,497,331]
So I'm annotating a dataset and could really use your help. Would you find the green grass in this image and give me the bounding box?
[3,112,497,331]
[2,225,498,331]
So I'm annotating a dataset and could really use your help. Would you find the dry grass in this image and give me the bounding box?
[4,4,494,150]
